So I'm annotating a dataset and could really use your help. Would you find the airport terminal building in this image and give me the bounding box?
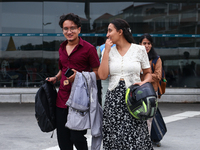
[0,0,200,103]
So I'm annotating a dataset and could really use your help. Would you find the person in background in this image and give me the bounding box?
[96,37,105,106]
[98,18,153,150]
[96,37,105,60]
[47,13,100,150]
[139,33,162,147]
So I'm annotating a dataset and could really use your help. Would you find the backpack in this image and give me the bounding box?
[35,80,57,132]
[151,56,167,98]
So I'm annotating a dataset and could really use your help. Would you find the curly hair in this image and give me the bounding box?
[59,13,81,28]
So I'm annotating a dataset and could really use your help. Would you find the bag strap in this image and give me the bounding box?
[151,55,160,73]
[151,56,163,95]
[158,82,163,96]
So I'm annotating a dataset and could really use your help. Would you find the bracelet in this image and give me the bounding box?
[55,76,58,82]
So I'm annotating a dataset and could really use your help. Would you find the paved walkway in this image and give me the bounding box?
[0,103,200,150]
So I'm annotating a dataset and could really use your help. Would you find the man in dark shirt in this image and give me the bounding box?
[47,13,100,150]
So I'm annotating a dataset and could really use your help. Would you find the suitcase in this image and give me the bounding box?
[151,108,167,142]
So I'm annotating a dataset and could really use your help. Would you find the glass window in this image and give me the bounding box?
[169,3,180,11]
[0,2,44,87]
[0,1,200,88]
[181,11,196,20]
[169,17,179,28]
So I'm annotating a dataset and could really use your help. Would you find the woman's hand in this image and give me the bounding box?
[134,81,145,86]
[135,68,152,86]
[105,38,113,53]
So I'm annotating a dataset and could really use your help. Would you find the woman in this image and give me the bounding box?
[139,33,162,147]
[98,19,153,150]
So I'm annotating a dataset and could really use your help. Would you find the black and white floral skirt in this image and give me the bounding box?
[103,81,153,150]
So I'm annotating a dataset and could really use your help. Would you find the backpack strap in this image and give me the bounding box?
[151,55,160,73]
[151,55,163,95]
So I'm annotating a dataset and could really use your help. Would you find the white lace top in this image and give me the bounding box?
[103,43,150,91]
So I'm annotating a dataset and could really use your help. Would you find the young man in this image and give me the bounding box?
[47,13,100,150]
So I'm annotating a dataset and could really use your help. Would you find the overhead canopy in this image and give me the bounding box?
[1,0,199,2]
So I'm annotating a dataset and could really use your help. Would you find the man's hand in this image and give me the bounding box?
[67,69,77,83]
[46,76,57,84]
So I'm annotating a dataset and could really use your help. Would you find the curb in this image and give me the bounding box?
[0,88,200,103]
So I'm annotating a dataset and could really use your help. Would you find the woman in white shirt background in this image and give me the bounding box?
[98,18,153,150]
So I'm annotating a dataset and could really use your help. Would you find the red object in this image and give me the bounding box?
[56,37,100,108]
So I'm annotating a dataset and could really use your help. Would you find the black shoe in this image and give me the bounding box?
[152,141,161,147]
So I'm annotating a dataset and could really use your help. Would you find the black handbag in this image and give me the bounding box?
[151,108,167,142]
